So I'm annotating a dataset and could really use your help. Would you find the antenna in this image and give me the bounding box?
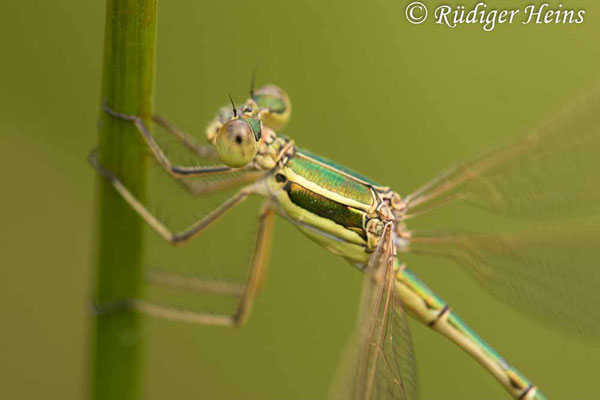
[250,66,258,98]
[228,93,238,118]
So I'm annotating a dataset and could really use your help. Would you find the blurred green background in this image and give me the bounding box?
[1,0,599,399]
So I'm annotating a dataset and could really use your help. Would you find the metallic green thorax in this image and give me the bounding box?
[282,181,367,240]
[267,148,388,264]
[297,149,384,187]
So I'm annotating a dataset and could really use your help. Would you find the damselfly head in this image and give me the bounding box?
[246,84,291,131]
[215,114,262,168]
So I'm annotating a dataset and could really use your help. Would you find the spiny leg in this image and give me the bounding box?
[89,151,255,245]
[136,203,275,327]
[393,261,546,400]
[103,102,236,178]
[90,150,276,326]
[232,202,274,324]
[103,104,265,197]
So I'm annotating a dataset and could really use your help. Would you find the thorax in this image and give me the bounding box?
[263,145,400,264]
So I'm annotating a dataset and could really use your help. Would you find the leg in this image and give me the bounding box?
[105,104,262,195]
[233,202,274,324]
[134,203,276,326]
[103,102,237,178]
[393,261,546,400]
[152,114,218,160]
[89,151,256,244]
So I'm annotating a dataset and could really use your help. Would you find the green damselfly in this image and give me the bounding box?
[90,81,600,399]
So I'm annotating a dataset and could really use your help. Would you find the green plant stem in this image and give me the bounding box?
[92,1,157,399]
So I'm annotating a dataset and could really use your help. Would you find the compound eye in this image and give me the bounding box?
[252,85,291,131]
[215,119,260,167]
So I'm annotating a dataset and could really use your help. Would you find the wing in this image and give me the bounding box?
[405,89,600,219]
[330,227,419,400]
[407,225,600,337]
[401,89,600,337]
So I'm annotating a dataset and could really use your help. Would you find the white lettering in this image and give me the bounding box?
[508,9,520,23]
[435,5,456,28]
[497,10,508,24]
[430,3,584,31]
[524,3,549,24]
[483,10,498,32]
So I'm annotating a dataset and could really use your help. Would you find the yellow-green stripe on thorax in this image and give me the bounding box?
[267,148,389,264]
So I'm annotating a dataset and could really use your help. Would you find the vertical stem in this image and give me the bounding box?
[92,1,157,400]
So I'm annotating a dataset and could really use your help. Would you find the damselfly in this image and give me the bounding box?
[90,81,600,399]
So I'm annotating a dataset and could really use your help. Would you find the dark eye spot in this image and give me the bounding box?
[275,173,287,183]
[235,135,242,144]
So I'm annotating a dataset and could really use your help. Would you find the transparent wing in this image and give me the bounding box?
[330,229,419,400]
[405,89,600,219]
[407,225,600,337]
